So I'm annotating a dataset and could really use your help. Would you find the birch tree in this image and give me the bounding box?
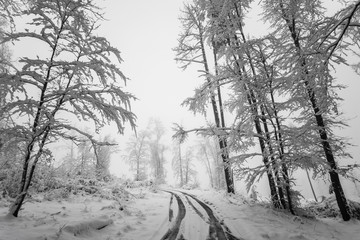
[0,0,136,217]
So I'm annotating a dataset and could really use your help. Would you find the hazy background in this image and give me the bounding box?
[51,0,360,199]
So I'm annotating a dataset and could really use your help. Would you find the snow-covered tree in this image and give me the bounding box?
[0,0,136,217]
[147,119,167,183]
[174,0,234,194]
[95,134,115,180]
[260,0,360,221]
[197,136,225,189]
[125,131,149,181]
[182,147,197,186]
[175,0,359,219]
[172,141,197,187]
[172,140,184,187]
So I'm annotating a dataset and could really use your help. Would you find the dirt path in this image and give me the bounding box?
[160,190,244,240]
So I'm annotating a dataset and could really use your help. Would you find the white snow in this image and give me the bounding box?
[187,189,360,240]
[0,186,359,240]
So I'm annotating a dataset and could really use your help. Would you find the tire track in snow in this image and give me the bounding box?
[160,191,186,240]
[160,190,244,240]
[178,190,244,240]
[185,195,207,222]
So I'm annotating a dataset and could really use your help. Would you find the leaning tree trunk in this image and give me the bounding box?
[199,32,234,194]
[9,128,50,217]
[231,48,281,207]
[9,15,66,217]
[305,80,350,220]
[260,106,287,209]
[213,44,234,193]
[230,9,282,205]
[279,1,350,221]
[241,74,281,207]
[247,90,281,208]
[257,48,295,213]
[268,74,295,214]
[305,168,318,202]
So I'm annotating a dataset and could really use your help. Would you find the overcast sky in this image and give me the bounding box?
[99,0,200,130]
[97,0,206,181]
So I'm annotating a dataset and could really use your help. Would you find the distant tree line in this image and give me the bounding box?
[124,119,167,184]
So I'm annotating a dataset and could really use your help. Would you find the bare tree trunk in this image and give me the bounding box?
[9,128,50,217]
[305,168,318,202]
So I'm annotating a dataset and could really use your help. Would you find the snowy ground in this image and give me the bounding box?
[0,186,359,240]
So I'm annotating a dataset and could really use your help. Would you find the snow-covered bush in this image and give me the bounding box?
[182,181,200,190]
[0,167,21,198]
[43,188,71,201]
[304,196,360,220]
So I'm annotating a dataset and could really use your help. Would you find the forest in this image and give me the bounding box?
[0,0,360,239]
[171,0,360,221]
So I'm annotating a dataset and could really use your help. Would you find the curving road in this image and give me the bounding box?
[160,190,244,240]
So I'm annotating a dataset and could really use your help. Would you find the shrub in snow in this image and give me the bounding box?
[0,168,21,198]
[305,196,360,220]
[43,188,71,201]
[63,217,114,236]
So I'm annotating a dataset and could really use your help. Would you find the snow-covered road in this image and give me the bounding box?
[1,187,359,240]
[160,190,242,240]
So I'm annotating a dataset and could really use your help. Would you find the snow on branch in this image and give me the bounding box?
[172,122,246,144]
